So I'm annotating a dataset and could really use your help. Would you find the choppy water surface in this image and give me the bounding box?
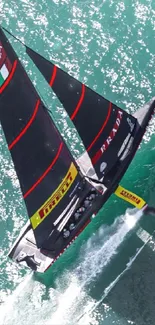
[1,1,155,324]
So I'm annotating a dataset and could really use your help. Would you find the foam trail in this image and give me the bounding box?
[46,208,144,324]
[0,272,33,323]
[74,208,143,285]
[45,275,93,325]
[78,238,151,324]
[0,209,144,325]
[78,222,152,324]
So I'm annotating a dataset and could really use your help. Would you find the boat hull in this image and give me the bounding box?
[8,98,155,272]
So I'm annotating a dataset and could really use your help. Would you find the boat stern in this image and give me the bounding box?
[8,223,54,273]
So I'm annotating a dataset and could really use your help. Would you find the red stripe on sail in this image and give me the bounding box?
[9,99,40,150]
[49,65,57,87]
[70,84,85,121]
[0,60,17,94]
[24,142,63,199]
[91,151,102,165]
[87,102,112,152]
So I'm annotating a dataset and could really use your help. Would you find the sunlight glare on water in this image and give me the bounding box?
[1,0,155,324]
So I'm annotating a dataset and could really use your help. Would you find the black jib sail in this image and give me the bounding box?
[26,47,137,180]
[0,28,85,247]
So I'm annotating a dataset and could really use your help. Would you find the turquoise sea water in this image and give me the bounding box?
[1,0,155,324]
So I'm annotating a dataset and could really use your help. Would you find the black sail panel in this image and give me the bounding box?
[26,47,137,179]
[0,28,83,247]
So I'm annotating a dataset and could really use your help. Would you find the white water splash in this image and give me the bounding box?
[45,208,143,325]
[0,272,33,324]
[0,208,144,325]
[79,225,153,325]
[74,208,143,285]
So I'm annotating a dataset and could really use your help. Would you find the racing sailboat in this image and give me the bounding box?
[0,27,154,272]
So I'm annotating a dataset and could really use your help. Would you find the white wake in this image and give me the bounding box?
[0,208,146,325]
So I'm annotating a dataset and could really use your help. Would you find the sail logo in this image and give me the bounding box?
[100,110,123,153]
[120,190,141,205]
[115,185,146,209]
[39,172,74,219]
[30,163,78,229]
[92,110,123,165]
[0,42,12,88]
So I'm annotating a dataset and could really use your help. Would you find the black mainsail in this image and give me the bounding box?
[1,27,155,273]
[0,28,86,247]
[26,47,137,179]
